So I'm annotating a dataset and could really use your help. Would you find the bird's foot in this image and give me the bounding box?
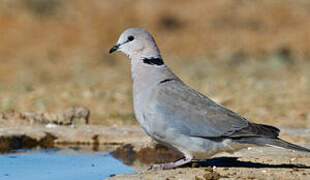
[148,157,192,170]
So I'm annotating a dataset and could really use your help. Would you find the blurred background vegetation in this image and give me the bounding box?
[0,0,310,127]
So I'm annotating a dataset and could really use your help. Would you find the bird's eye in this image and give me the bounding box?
[128,36,134,41]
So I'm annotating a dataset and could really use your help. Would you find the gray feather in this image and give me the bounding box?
[235,137,310,153]
[150,79,278,139]
[111,28,310,167]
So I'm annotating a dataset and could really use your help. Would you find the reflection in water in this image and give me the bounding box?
[112,144,182,166]
[0,149,135,180]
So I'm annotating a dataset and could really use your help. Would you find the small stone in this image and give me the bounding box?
[194,176,203,180]
[292,167,299,171]
[192,162,199,168]
[205,166,213,172]
[203,171,221,180]
[45,123,57,128]
[64,106,90,125]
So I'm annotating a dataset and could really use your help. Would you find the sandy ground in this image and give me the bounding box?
[1,114,310,180]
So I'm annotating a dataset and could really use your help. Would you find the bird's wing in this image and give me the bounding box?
[149,80,279,139]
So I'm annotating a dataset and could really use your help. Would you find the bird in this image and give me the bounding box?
[109,28,310,170]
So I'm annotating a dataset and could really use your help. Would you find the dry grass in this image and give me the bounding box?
[0,0,310,127]
[1,55,310,128]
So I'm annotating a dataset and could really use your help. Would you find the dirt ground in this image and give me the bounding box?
[1,113,310,180]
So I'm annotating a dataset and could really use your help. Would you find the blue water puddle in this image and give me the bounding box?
[0,149,136,180]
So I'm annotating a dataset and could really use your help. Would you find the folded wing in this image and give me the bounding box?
[151,80,279,139]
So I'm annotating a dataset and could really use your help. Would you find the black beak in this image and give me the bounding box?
[109,44,119,54]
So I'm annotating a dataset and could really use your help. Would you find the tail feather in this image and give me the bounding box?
[236,137,310,153]
[267,138,310,153]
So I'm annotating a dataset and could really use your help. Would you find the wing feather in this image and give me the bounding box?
[150,80,279,139]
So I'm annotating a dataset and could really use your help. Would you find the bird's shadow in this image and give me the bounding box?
[185,157,310,169]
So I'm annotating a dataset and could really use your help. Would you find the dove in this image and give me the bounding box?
[109,28,310,170]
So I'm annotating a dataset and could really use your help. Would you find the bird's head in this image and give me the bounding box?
[109,28,162,62]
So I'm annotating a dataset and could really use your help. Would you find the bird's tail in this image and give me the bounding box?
[236,137,310,153]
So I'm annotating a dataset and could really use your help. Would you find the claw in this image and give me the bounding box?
[148,156,192,170]
[148,163,164,171]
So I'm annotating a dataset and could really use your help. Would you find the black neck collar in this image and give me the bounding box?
[142,57,164,66]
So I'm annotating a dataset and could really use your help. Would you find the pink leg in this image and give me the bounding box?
[149,156,192,170]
